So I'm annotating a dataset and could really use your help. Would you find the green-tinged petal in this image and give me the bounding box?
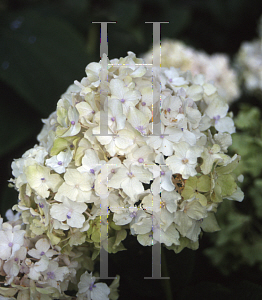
[195,193,208,206]
[201,213,220,232]
[197,175,211,192]
[216,154,240,174]
[69,230,86,246]
[217,174,237,197]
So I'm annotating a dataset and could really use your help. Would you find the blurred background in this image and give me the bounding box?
[1,0,262,299]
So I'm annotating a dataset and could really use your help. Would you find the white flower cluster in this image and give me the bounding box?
[236,37,262,96]
[4,51,243,298]
[0,210,119,299]
[143,40,241,103]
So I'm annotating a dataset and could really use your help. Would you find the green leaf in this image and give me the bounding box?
[0,9,89,116]
[234,104,261,130]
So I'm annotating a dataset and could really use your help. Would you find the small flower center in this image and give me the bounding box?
[67,211,72,219]
[160,135,164,139]
[160,171,165,176]
[75,184,79,189]
[182,158,189,164]
[141,101,146,106]
[128,172,134,178]
[213,115,220,124]
[39,203,44,208]
[121,98,125,103]
[47,271,55,280]
[40,251,45,256]
[111,117,116,122]
[160,201,166,208]
[71,121,75,125]
[90,169,95,174]
[138,158,144,163]
[136,126,146,134]
[89,282,96,291]
[92,110,95,114]
[167,108,171,112]
[8,242,13,247]
[111,169,116,173]
[57,161,63,165]
[130,211,137,218]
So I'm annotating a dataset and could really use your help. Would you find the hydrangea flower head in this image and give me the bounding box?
[143,40,241,103]
[2,51,243,298]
